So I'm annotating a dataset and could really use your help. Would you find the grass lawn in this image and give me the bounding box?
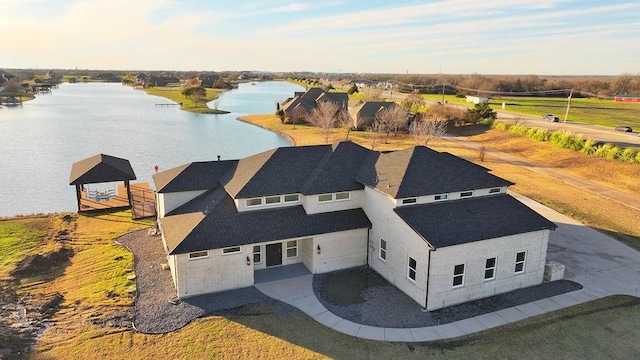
[1,212,637,359]
[142,87,229,114]
[420,94,640,129]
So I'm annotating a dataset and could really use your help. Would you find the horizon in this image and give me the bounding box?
[1,0,639,76]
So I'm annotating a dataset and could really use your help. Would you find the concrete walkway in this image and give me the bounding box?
[255,194,640,342]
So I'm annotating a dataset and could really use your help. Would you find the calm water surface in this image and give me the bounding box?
[0,81,302,217]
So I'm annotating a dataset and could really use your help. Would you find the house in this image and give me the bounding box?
[614,94,640,103]
[281,88,348,121]
[153,141,556,311]
[351,101,398,128]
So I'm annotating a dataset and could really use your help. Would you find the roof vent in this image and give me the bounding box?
[217,155,221,161]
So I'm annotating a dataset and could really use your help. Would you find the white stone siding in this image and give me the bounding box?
[235,193,303,212]
[395,186,508,207]
[303,190,364,214]
[310,228,369,273]
[362,187,430,307]
[426,229,549,311]
[157,190,207,217]
[172,245,254,298]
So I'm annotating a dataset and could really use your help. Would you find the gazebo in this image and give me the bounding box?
[69,154,137,213]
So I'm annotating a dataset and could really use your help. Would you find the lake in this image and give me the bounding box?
[0,81,302,217]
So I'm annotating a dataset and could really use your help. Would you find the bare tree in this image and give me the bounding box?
[365,87,384,101]
[336,108,357,140]
[409,116,446,146]
[308,101,339,144]
[374,105,408,143]
[366,121,385,151]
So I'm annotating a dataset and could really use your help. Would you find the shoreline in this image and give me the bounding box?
[139,86,231,114]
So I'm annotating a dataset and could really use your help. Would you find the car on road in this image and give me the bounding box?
[614,126,633,132]
[542,114,559,122]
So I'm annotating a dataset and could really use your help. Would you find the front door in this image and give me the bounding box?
[265,243,283,267]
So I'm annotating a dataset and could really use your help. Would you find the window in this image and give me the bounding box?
[265,195,281,204]
[484,257,496,281]
[379,239,387,261]
[460,191,473,198]
[253,245,262,264]
[402,198,417,205]
[335,192,350,201]
[188,251,208,259]
[408,257,417,282]
[246,198,262,207]
[515,251,526,274]
[434,194,448,201]
[222,246,241,255]
[489,187,501,194]
[318,194,333,202]
[284,194,300,202]
[286,240,298,258]
[453,263,465,287]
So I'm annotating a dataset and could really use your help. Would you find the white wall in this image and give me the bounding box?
[172,245,254,298]
[426,229,549,310]
[157,190,207,217]
[395,186,508,207]
[362,186,431,307]
[303,190,364,214]
[235,193,303,212]
[310,228,369,273]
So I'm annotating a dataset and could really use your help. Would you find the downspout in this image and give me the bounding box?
[425,248,433,310]
[366,228,370,267]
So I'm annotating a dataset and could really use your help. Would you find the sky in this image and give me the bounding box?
[1,0,639,75]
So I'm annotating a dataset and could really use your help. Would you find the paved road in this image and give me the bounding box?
[494,109,640,149]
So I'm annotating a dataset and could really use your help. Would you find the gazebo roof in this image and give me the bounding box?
[69,154,136,185]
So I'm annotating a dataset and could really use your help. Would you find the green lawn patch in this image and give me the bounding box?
[142,87,229,114]
[0,218,48,277]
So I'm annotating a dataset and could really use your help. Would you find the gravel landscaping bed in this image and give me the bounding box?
[117,230,300,334]
[313,266,583,328]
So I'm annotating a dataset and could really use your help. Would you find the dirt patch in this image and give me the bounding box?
[0,286,63,360]
[9,247,73,278]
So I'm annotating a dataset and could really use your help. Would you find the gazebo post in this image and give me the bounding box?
[125,180,132,207]
[75,184,82,212]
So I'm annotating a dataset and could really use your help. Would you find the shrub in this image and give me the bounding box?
[478,118,495,127]
[493,121,509,131]
[619,148,637,162]
[581,139,599,155]
[531,128,550,142]
[636,151,640,163]
[508,124,528,136]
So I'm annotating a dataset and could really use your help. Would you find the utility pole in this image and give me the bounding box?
[441,84,445,107]
[563,89,573,124]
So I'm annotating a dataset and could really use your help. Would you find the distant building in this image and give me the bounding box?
[614,94,640,103]
[466,96,489,104]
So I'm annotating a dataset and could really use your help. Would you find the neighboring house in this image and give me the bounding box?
[351,101,398,128]
[281,88,348,120]
[153,141,556,311]
[466,95,489,104]
[614,94,640,103]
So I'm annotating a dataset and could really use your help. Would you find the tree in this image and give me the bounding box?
[336,108,356,140]
[366,121,385,150]
[347,84,359,95]
[181,86,207,107]
[308,101,339,144]
[409,115,446,146]
[3,78,20,94]
[400,92,426,113]
[374,105,408,143]
[213,77,228,89]
[466,103,496,124]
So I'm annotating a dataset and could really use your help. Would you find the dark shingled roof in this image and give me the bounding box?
[224,145,332,198]
[69,154,136,185]
[301,141,373,194]
[394,194,557,249]
[153,160,238,193]
[357,146,513,198]
[353,101,397,118]
[161,187,372,254]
